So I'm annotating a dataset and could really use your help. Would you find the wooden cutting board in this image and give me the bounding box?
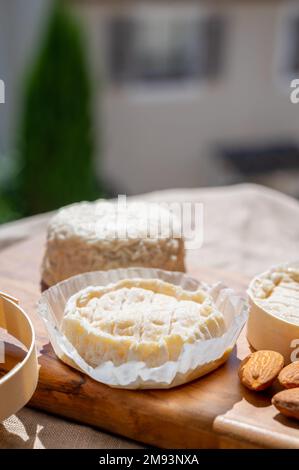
[0,233,299,449]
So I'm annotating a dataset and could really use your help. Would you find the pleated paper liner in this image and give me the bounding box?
[38,268,248,389]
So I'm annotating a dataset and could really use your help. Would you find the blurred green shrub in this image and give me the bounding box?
[0,154,21,223]
[0,196,21,224]
[16,0,99,216]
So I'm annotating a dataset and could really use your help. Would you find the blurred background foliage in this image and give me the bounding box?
[0,0,102,222]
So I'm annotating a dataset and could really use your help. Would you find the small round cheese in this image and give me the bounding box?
[42,200,185,287]
[250,266,299,325]
[62,279,226,368]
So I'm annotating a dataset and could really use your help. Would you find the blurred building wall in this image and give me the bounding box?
[74,1,299,194]
[1,1,299,196]
[0,0,51,156]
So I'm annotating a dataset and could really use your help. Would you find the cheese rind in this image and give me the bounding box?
[62,278,226,368]
[41,200,185,287]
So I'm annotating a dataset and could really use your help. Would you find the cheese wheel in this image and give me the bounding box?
[62,278,226,368]
[41,200,185,287]
[247,265,299,363]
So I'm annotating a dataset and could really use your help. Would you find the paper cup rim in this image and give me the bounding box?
[41,267,204,297]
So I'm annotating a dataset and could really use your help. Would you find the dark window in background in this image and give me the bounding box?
[287,16,299,76]
[108,14,225,85]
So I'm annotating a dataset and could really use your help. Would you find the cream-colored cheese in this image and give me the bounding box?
[62,278,226,368]
[251,266,299,325]
[41,200,185,287]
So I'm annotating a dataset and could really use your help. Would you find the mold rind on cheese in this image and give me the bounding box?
[41,200,185,287]
[62,278,226,368]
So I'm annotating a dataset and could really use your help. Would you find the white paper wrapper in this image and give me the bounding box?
[37,268,248,389]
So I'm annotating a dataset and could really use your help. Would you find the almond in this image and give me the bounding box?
[238,350,284,391]
[272,388,299,420]
[278,361,299,389]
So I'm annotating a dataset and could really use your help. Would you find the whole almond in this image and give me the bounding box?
[238,350,284,391]
[278,361,299,389]
[272,388,299,420]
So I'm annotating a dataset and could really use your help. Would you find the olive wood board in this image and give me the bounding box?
[0,233,298,449]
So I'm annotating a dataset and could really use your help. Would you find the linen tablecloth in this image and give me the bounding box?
[1,183,299,448]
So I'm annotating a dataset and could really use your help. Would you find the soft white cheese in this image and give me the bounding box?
[62,278,226,368]
[41,200,185,286]
[251,266,299,325]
